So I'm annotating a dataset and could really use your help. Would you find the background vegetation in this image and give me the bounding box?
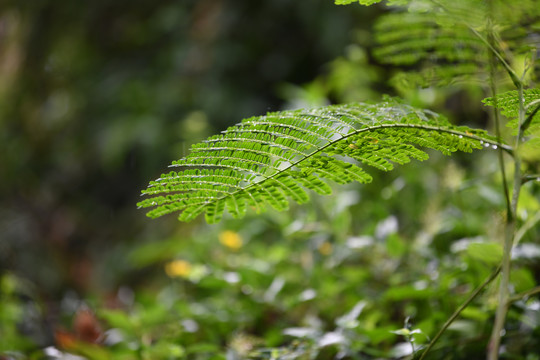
[0,0,538,359]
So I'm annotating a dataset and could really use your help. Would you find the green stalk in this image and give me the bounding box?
[488,31,512,222]
[483,0,525,355]
[487,84,525,360]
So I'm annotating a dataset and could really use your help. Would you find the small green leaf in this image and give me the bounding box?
[335,0,383,5]
[391,328,412,336]
[510,267,536,294]
[466,243,503,265]
[383,285,434,301]
[386,233,406,257]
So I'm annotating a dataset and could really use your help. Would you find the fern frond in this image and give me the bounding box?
[373,3,490,87]
[139,98,504,223]
[494,1,540,81]
[372,0,540,87]
[483,88,540,134]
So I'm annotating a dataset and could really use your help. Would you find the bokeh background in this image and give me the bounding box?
[0,0,373,297]
[1,1,539,359]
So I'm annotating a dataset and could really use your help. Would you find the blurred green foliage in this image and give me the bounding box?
[0,0,539,359]
[0,0,371,293]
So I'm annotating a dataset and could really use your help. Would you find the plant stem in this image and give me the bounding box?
[417,266,501,360]
[487,84,525,360]
[488,31,512,220]
[488,227,514,360]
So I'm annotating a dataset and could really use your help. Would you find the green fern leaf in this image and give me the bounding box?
[373,0,540,87]
[483,89,540,119]
[138,98,503,223]
[374,6,489,87]
[483,88,540,134]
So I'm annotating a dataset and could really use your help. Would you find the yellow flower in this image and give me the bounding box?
[318,241,333,256]
[165,260,192,278]
[219,230,243,250]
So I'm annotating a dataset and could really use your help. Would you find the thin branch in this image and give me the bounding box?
[467,27,522,89]
[521,102,540,133]
[521,174,540,184]
[417,266,501,360]
[514,210,540,247]
[508,286,540,304]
